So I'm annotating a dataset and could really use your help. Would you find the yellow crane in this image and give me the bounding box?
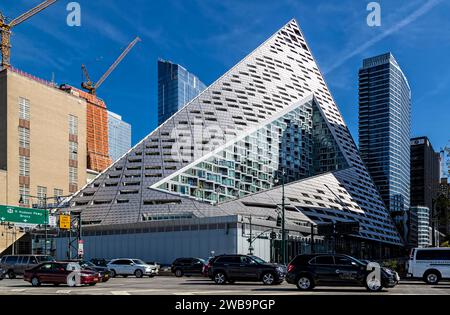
[0,0,58,70]
[81,36,141,95]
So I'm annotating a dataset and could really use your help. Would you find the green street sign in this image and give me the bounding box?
[0,205,48,225]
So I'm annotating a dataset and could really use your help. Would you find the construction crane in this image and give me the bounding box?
[0,0,57,69]
[81,36,141,95]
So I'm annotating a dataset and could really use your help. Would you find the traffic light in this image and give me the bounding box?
[276,214,282,227]
[270,231,277,240]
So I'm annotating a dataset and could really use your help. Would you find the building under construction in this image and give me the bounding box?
[60,85,112,173]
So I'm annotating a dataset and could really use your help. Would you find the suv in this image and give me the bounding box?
[0,255,55,279]
[107,258,158,278]
[407,247,450,284]
[286,254,399,292]
[171,258,205,277]
[208,255,286,285]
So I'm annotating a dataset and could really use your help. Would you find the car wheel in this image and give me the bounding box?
[296,275,314,291]
[134,269,144,278]
[214,272,227,285]
[8,270,16,279]
[175,269,183,277]
[424,270,441,285]
[262,272,275,285]
[31,277,41,287]
[109,270,116,278]
[365,274,383,292]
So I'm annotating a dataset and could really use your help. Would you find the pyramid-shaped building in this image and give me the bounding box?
[69,19,402,248]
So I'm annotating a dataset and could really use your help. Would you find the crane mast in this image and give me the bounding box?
[0,0,57,69]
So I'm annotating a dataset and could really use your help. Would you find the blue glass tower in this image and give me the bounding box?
[359,53,411,216]
[108,111,132,162]
[158,59,207,125]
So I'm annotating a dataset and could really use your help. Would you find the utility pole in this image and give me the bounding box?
[281,169,286,265]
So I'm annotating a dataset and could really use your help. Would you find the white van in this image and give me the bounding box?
[407,248,450,284]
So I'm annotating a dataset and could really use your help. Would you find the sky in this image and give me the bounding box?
[2,0,450,152]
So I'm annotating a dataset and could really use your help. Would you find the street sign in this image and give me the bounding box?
[78,240,84,256]
[59,214,71,230]
[48,215,57,227]
[0,205,48,225]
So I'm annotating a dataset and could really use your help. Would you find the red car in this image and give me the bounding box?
[24,262,100,287]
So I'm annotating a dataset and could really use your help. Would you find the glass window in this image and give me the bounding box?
[29,256,38,264]
[68,115,78,135]
[37,186,47,207]
[216,256,240,264]
[69,141,78,161]
[38,263,54,271]
[19,97,30,120]
[312,256,335,265]
[5,256,18,264]
[18,127,30,149]
[69,167,78,184]
[19,185,30,206]
[335,256,355,266]
[416,250,450,261]
[19,156,30,177]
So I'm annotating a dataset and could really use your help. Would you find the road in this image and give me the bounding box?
[0,276,449,295]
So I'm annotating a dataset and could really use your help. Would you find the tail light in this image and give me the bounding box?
[287,264,295,273]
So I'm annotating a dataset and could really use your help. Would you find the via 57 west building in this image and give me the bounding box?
[58,20,403,264]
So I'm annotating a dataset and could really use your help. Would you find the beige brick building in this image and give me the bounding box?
[0,68,87,210]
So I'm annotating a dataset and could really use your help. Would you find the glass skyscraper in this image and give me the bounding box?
[359,53,411,216]
[157,59,207,125]
[108,111,132,162]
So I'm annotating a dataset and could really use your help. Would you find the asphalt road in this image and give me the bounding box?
[0,276,449,295]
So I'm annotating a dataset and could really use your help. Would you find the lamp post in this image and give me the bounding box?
[275,169,287,265]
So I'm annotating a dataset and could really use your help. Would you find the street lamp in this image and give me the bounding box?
[274,169,287,265]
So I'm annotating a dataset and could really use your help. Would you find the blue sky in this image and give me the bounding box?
[2,0,450,151]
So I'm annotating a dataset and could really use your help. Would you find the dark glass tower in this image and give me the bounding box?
[359,53,411,215]
[157,59,207,125]
[410,137,440,210]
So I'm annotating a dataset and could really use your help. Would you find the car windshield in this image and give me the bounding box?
[250,256,266,264]
[81,261,96,267]
[132,259,146,265]
[37,256,55,263]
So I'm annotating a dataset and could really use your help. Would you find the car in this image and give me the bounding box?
[407,247,450,284]
[90,258,109,267]
[62,260,111,283]
[171,257,205,277]
[23,262,100,287]
[0,255,55,279]
[0,267,5,281]
[107,258,158,278]
[202,257,215,277]
[285,254,399,292]
[208,255,286,285]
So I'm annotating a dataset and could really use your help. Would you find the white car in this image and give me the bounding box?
[107,258,158,278]
[407,248,450,284]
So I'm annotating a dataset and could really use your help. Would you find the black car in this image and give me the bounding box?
[208,255,286,285]
[171,258,205,277]
[285,254,399,292]
[90,258,109,267]
[0,267,5,280]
